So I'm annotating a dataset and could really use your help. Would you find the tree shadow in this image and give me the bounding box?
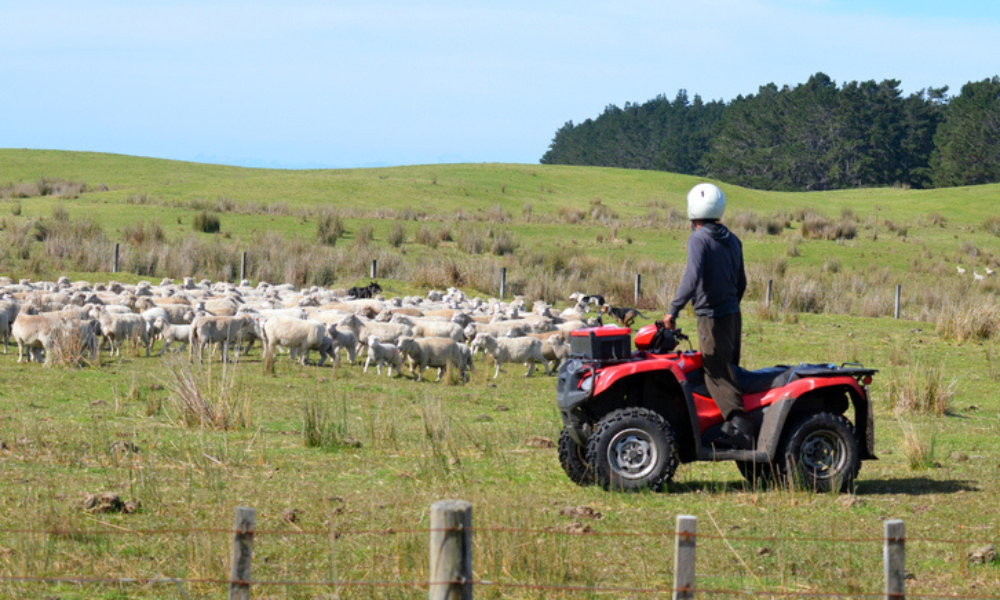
[855,477,979,496]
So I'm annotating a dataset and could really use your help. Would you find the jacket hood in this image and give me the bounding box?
[701,222,733,243]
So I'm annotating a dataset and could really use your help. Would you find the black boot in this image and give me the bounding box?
[720,412,755,450]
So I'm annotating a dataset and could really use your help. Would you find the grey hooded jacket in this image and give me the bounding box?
[668,222,746,319]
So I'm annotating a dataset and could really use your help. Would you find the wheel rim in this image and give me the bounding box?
[799,430,846,478]
[607,427,658,480]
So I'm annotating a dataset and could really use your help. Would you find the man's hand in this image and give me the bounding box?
[663,314,676,330]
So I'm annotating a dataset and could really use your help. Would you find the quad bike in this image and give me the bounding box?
[556,323,877,493]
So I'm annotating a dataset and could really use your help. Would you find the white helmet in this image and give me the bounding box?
[686,183,726,220]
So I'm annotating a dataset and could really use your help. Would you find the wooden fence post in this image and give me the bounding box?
[766,279,773,308]
[894,285,901,319]
[229,506,255,600]
[884,519,905,600]
[370,259,378,279]
[499,268,507,299]
[240,252,248,282]
[429,500,473,600]
[673,515,696,600]
[112,243,120,274]
[634,274,642,305]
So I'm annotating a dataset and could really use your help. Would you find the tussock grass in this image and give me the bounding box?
[160,356,253,429]
[192,210,221,233]
[936,296,1000,342]
[886,359,955,417]
[898,420,936,470]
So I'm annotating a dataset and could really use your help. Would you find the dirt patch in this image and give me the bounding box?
[525,436,554,449]
[82,492,139,514]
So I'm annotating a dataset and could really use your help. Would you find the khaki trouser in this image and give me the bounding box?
[697,312,744,420]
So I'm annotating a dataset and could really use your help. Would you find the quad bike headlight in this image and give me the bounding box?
[579,375,594,394]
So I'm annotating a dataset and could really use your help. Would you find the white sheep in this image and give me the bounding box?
[325,323,358,365]
[152,317,193,356]
[391,315,465,342]
[544,333,573,372]
[190,315,256,363]
[93,309,150,357]
[11,312,61,363]
[0,312,8,354]
[364,336,403,377]
[455,342,474,382]
[396,336,462,382]
[470,332,551,378]
[261,316,332,366]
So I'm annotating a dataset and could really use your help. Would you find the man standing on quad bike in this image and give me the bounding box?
[664,183,752,449]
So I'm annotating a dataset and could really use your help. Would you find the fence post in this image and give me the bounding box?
[894,285,901,319]
[673,515,696,600]
[634,274,642,305]
[229,506,255,600]
[499,268,507,299]
[766,279,773,308]
[240,252,248,282]
[884,519,905,600]
[370,259,378,279]
[112,243,120,274]
[429,499,473,600]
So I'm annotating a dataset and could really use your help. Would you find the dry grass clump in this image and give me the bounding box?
[799,210,857,241]
[982,216,1000,237]
[898,420,936,470]
[192,211,221,233]
[160,356,253,430]
[886,359,955,417]
[387,222,407,248]
[558,205,586,224]
[302,398,357,450]
[415,224,439,248]
[122,219,165,246]
[935,296,1000,342]
[729,210,786,235]
[0,177,89,199]
[316,208,344,246]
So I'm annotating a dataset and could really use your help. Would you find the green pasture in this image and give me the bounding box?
[0,150,999,598]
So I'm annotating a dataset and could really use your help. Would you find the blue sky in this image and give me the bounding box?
[2,0,998,169]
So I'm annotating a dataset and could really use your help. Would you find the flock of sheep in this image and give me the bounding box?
[0,276,607,381]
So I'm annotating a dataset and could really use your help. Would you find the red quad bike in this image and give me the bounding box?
[557,323,878,493]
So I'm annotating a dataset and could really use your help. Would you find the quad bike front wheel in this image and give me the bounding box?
[558,428,594,486]
[587,408,678,492]
[780,412,860,493]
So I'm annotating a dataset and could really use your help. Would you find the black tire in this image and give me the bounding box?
[780,412,860,493]
[558,428,594,486]
[735,460,779,488]
[587,408,678,492]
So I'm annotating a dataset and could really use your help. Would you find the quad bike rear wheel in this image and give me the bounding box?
[587,408,678,492]
[558,428,594,486]
[780,412,860,493]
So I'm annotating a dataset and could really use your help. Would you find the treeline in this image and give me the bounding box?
[541,73,1000,191]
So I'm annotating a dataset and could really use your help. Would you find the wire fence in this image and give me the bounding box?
[1,502,998,599]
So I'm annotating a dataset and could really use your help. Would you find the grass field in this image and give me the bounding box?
[1,150,999,599]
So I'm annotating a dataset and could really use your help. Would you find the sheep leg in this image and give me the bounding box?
[435,367,444,382]
[525,361,535,377]
[363,355,372,373]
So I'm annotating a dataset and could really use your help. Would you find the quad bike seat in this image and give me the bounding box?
[687,363,847,398]
[686,365,791,397]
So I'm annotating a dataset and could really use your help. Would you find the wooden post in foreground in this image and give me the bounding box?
[240,252,248,282]
[673,515,696,600]
[370,259,378,279]
[499,268,507,299]
[766,279,773,308]
[634,274,642,305]
[429,500,473,600]
[884,519,905,600]
[112,243,120,273]
[229,506,255,600]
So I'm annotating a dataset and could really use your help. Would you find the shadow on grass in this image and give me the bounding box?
[667,480,751,494]
[855,477,979,496]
